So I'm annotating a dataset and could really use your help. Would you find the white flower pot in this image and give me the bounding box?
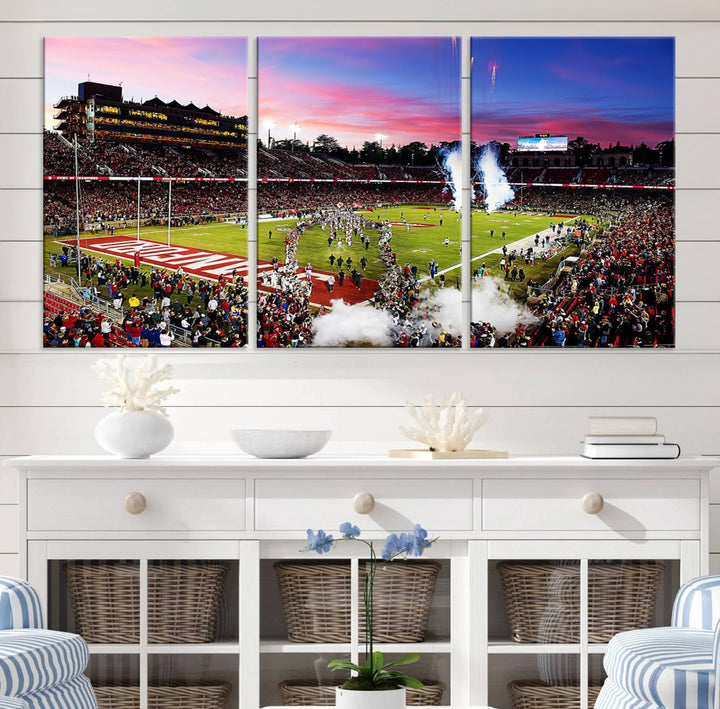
[335,686,405,709]
[95,410,174,459]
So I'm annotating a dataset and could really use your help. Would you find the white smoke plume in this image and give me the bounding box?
[419,286,464,337]
[475,143,515,213]
[311,299,394,347]
[472,277,537,333]
[438,145,472,212]
[417,279,536,339]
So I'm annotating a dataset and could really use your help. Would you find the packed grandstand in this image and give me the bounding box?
[43,130,675,348]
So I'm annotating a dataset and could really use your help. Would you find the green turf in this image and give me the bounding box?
[43,205,596,305]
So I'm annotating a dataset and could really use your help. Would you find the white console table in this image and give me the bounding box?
[6,455,716,709]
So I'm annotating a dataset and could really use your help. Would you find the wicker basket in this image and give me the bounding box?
[508,681,601,709]
[66,561,230,643]
[93,682,231,709]
[498,561,664,643]
[275,560,441,643]
[278,680,445,706]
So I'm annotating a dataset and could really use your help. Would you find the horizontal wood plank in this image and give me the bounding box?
[675,242,720,302]
[0,188,41,241]
[0,302,41,351]
[0,506,18,553]
[0,554,19,578]
[0,79,41,133]
[0,463,18,505]
[0,242,41,300]
[0,22,717,78]
[1,350,720,406]
[676,79,720,133]
[3,2,720,24]
[677,135,720,188]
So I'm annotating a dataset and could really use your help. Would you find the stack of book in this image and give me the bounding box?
[582,417,681,459]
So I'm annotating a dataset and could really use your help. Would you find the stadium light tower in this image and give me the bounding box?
[263,119,276,148]
[289,123,301,152]
[375,133,388,148]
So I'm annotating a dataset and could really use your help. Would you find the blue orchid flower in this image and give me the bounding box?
[408,524,431,556]
[304,528,334,554]
[381,533,402,560]
[339,522,361,539]
[381,525,432,560]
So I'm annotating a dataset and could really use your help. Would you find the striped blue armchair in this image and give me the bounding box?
[0,577,97,709]
[596,575,720,709]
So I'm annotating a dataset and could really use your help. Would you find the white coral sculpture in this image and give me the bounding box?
[92,355,180,417]
[399,392,487,452]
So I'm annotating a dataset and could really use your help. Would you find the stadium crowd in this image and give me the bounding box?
[44,131,248,178]
[502,187,673,217]
[44,250,248,347]
[44,181,448,231]
[44,181,248,231]
[471,198,675,348]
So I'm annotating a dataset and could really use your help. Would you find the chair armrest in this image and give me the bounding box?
[672,575,720,630]
[0,576,44,630]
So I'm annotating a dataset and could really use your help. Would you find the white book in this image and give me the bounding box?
[588,417,657,436]
[584,435,665,445]
[582,442,680,460]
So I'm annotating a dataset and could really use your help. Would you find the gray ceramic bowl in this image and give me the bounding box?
[231,429,332,459]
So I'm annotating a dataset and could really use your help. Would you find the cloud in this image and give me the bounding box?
[471,105,673,146]
[259,65,459,146]
[44,37,247,129]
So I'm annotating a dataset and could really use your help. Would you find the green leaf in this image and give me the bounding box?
[382,671,423,689]
[383,653,420,668]
[327,660,361,673]
[371,651,385,671]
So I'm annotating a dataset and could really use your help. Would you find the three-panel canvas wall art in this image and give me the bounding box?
[42,37,675,348]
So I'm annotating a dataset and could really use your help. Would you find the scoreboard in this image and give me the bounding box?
[518,134,568,152]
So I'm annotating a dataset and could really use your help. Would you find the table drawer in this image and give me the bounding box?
[482,478,699,532]
[27,478,246,531]
[255,478,473,531]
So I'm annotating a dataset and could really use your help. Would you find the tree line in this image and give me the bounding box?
[262,134,675,168]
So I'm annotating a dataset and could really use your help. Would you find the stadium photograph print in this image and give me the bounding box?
[470,37,675,348]
[257,37,463,348]
[43,37,249,348]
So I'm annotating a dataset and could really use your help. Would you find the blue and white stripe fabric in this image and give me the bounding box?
[0,579,43,631]
[673,575,720,630]
[21,675,97,709]
[0,629,88,697]
[601,626,715,709]
[0,697,29,709]
[595,678,664,709]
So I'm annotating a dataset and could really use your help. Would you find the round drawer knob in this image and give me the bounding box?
[124,492,147,515]
[353,492,375,515]
[582,491,604,515]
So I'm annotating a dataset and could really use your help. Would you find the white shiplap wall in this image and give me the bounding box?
[1,1,720,579]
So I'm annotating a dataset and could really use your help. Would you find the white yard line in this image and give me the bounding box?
[417,216,579,283]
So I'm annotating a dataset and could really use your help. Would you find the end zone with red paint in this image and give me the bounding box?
[58,235,378,307]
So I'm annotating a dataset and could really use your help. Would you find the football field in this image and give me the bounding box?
[44,205,591,305]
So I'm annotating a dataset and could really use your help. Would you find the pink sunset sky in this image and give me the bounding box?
[259,37,461,148]
[44,37,247,130]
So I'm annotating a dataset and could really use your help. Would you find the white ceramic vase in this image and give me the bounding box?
[95,410,174,459]
[335,687,405,709]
